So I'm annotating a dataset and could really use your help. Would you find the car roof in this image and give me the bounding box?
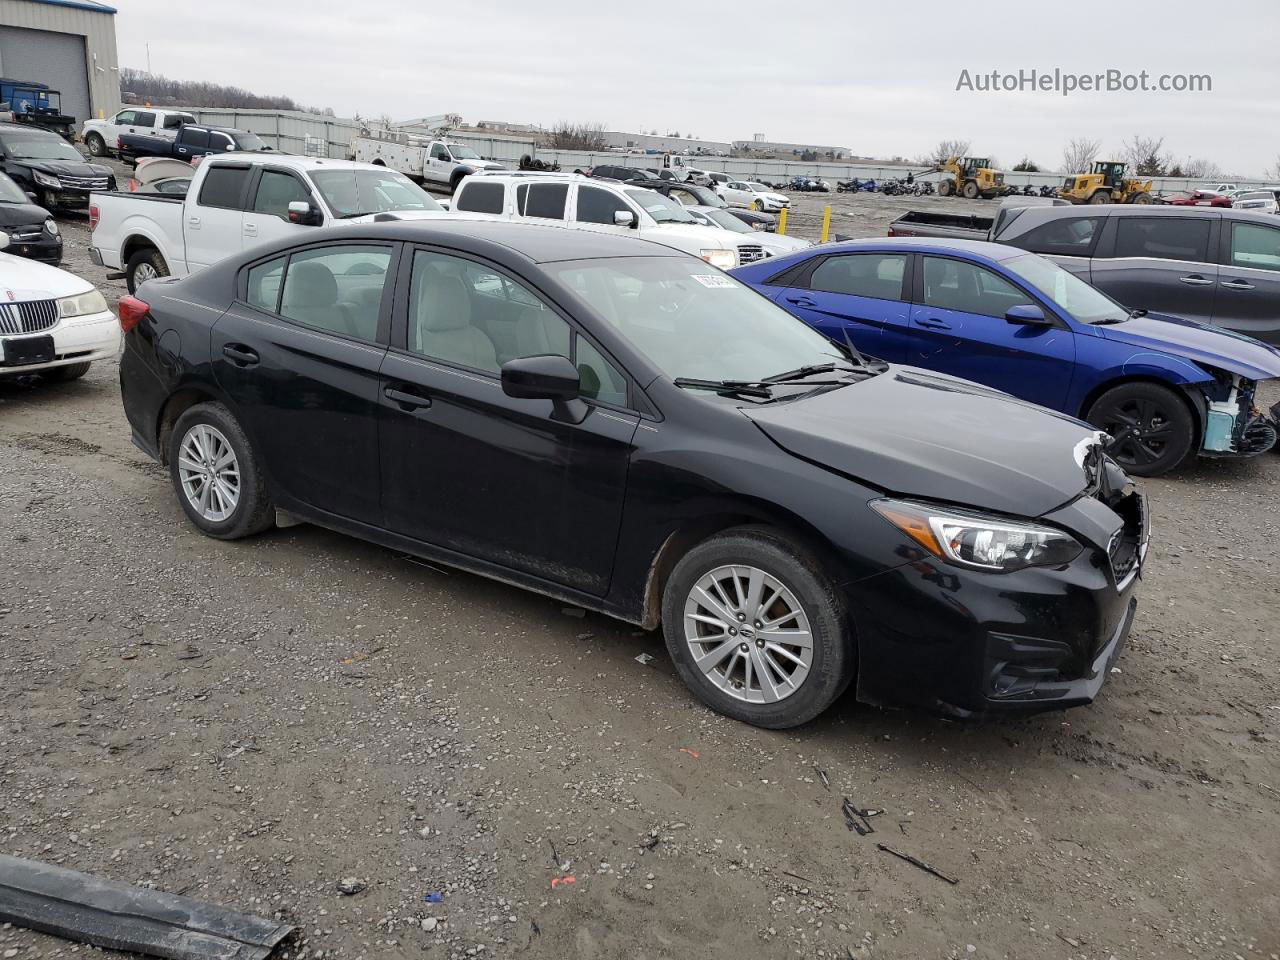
[827,236,1029,263]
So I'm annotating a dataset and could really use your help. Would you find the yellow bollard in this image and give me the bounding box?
[777,208,788,235]
[820,205,831,243]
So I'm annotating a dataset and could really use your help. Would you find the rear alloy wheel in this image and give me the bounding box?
[169,403,274,539]
[1087,382,1196,477]
[85,132,107,157]
[126,247,169,294]
[662,527,851,728]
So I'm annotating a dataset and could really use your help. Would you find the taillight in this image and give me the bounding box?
[88,204,99,231]
[117,295,149,333]
[127,179,137,192]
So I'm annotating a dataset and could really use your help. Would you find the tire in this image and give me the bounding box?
[937,179,953,197]
[1131,192,1153,204]
[449,171,468,194]
[126,247,169,294]
[168,402,275,540]
[962,180,980,199]
[1089,191,1112,205]
[1086,382,1196,477]
[661,526,853,729]
[85,132,107,157]
[38,362,91,383]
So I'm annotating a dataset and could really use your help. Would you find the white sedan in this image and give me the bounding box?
[720,179,790,212]
[0,231,120,382]
[684,206,812,256]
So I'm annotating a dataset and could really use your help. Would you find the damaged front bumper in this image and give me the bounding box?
[1195,376,1278,459]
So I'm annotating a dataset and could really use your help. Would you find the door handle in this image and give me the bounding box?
[1179,275,1214,285]
[244,223,257,236]
[785,296,816,307]
[188,217,201,227]
[1220,279,1255,291]
[915,317,952,330]
[384,386,432,411]
[222,344,259,367]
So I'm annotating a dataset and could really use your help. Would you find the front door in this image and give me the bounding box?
[906,254,1076,410]
[210,241,395,524]
[378,247,638,596]
[241,166,313,251]
[773,251,913,363]
[1091,215,1218,324]
[1215,220,1280,343]
[184,162,252,271]
[569,184,633,240]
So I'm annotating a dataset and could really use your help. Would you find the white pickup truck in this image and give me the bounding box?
[88,154,448,292]
[80,107,196,159]
[352,135,506,193]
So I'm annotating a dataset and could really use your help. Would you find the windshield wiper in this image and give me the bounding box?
[762,362,839,383]
[673,377,774,399]
[1094,308,1148,326]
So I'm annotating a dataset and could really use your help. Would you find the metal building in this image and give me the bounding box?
[0,0,119,124]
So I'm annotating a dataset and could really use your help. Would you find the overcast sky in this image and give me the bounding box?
[115,0,1280,176]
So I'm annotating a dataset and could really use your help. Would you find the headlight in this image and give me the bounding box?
[33,171,62,188]
[57,288,109,319]
[700,248,737,269]
[870,499,1082,572]
[44,218,59,237]
[751,222,764,231]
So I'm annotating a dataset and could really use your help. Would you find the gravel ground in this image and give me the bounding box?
[1,160,1278,960]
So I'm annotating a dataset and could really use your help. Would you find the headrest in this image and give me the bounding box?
[420,276,471,332]
[285,261,338,308]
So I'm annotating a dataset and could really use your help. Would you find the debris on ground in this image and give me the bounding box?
[423,892,445,903]
[336,877,366,895]
[634,652,655,665]
[550,875,576,890]
[842,797,876,836]
[678,747,700,759]
[876,843,959,885]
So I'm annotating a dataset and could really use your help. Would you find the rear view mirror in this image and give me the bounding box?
[287,201,322,226]
[613,210,636,227]
[1006,304,1052,326]
[501,354,587,423]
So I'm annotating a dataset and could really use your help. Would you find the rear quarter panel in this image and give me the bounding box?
[92,193,189,274]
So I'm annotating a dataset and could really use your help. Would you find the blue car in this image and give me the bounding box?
[733,238,1280,477]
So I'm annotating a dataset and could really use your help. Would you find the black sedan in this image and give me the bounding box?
[0,170,61,264]
[117,220,1146,728]
[629,178,777,231]
[0,122,114,210]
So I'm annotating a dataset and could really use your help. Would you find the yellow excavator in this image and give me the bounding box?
[933,156,1005,199]
[1059,161,1153,204]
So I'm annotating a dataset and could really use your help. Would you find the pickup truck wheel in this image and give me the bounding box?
[85,133,106,157]
[126,248,169,294]
[1087,382,1196,477]
[169,403,275,540]
[661,526,852,729]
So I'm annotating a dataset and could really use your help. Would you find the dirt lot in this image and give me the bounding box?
[1,162,1278,960]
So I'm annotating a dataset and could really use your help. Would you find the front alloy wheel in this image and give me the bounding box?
[684,565,813,704]
[178,423,240,522]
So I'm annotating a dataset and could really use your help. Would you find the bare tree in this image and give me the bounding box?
[916,139,972,166]
[1012,156,1040,172]
[1061,137,1101,174]
[549,121,607,151]
[118,67,334,114]
[1178,157,1222,179]
[1121,135,1168,177]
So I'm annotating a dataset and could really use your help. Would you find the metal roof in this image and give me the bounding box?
[22,0,118,14]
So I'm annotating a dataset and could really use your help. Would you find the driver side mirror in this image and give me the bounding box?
[1006,304,1052,326]
[613,210,637,227]
[501,354,588,423]
[287,201,323,226]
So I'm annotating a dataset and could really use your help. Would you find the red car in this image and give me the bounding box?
[1165,190,1232,207]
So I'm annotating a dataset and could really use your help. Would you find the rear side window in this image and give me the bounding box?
[182,128,211,148]
[575,186,632,225]
[922,257,1027,319]
[133,111,156,127]
[197,165,250,210]
[1114,217,1210,262]
[277,244,392,341]
[1012,216,1101,257]
[516,183,567,220]
[807,254,906,301]
[454,181,505,214]
[1229,223,1280,272]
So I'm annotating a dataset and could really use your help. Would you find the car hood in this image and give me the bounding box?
[1092,313,1280,381]
[24,158,113,179]
[0,201,51,227]
[460,159,505,171]
[743,366,1101,518]
[761,193,789,203]
[646,222,741,248]
[758,233,811,254]
[0,250,92,298]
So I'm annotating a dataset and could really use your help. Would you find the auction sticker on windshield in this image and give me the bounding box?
[692,274,735,288]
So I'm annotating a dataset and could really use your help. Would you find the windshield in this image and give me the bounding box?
[624,188,695,224]
[547,256,844,383]
[311,168,444,217]
[234,133,269,152]
[0,171,28,204]
[703,208,754,233]
[687,185,726,207]
[0,130,83,161]
[1003,253,1126,324]
[450,145,481,160]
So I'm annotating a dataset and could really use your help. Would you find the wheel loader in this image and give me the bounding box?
[933,157,1005,199]
[1059,161,1153,205]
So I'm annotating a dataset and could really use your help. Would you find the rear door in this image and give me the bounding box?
[183,163,253,270]
[773,251,913,362]
[1090,214,1218,323]
[1214,219,1280,343]
[210,241,395,524]
[906,254,1076,410]
[241,166,314,250]
[513,181,569,226]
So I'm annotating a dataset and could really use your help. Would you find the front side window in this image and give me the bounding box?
[1002,253,1125,324]
[808,254,906,300]
[214,133,236,151]
[575,186,633,225]
[252,169,310,219]
[1230,223,1280,272]
[454,181,505,214]
[430,144,449,160]
[1015,216,1101,257]
[197,165,251,210]
[1113,216,1210,262]
[921,257,1029,319]
[113,110,137,125]
[516,182,568,220]
[276,244,391,341]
